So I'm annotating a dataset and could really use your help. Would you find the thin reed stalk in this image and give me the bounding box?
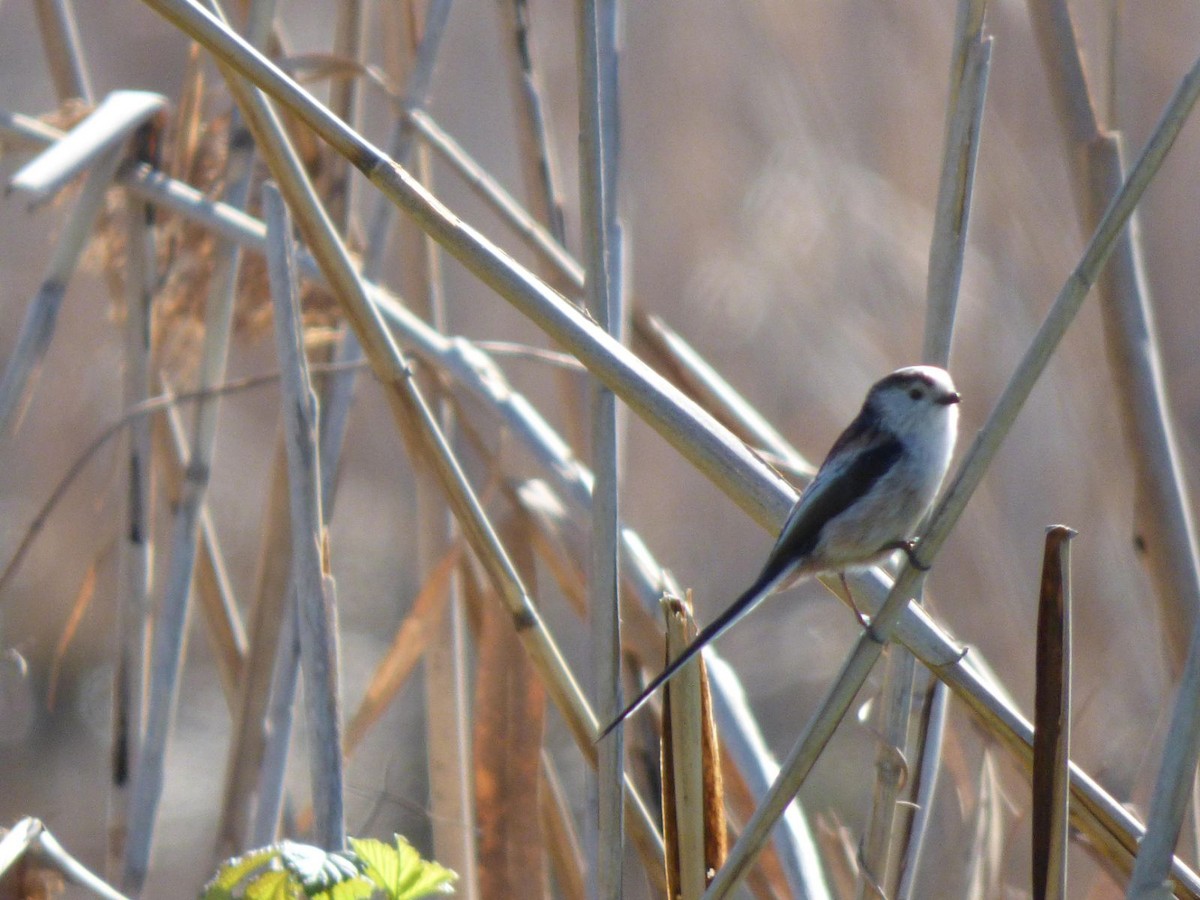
[895,678,950,899]
[155,400,247,707]
[107,182,156,878]
[31,0,92,103]
[412,99,480,900]
[263,182,346,851]
[578,0,626,893]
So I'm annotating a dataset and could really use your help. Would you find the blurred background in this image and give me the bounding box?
[1,0,1200,896]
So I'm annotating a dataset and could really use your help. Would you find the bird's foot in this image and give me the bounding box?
[881,538,931,571]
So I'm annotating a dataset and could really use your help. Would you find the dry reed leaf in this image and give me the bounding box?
[46,562,97,711]
[473,512,548,900]
[341,541,463,757]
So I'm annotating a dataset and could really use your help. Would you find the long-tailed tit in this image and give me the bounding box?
[601,365,960,738]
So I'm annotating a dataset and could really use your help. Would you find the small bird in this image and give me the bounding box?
[600,365,960,738]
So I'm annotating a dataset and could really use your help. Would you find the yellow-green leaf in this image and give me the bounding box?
[203,846,281,898]
[244,869,295,900]
[349,836,456,900]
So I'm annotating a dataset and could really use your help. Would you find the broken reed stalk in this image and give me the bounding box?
[662,595,727,900]
[1032,526,1075,900]
[663,595,708,900]
[263,182,346,851]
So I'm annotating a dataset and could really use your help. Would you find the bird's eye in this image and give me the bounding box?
[909,388,923,401]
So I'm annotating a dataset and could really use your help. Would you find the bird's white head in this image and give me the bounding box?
[864,365,960,443]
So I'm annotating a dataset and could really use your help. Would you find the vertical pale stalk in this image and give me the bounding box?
[414,120,480,900]
[108,188,156,877]
[541,751,588,900]
[323,0,364,230]
[223,439,292,853]
[251,604,301,847]
[155,400,247,708]
[495,0,584,450]
[578,0,625,894]
[856,641,917,900]
[263,182,346,851]
[31,0,93,103]
[895,679,950,899]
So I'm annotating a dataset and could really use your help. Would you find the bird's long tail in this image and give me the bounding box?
[597,565,793,740]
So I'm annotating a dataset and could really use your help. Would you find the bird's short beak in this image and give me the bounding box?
[938,391,962,406]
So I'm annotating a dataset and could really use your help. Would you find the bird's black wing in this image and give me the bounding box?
[598,428,903,739]
[757,430,903,583]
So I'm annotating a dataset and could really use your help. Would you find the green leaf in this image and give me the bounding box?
[316,879,377,900]
[350,836,456,900]
[279,841,368,896]
[244,869,295,900]
[203,846,282,898]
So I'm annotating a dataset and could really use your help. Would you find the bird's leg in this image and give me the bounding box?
[880,538,931,572]
[839,573,870,629]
